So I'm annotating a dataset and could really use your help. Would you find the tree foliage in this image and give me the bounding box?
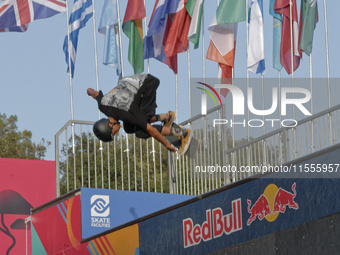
[58,124,281,195]
[59,132,169,195]
[0,113,50,159]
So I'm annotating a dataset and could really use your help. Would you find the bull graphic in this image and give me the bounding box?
[247,195,272,226]
[273,183,299,213]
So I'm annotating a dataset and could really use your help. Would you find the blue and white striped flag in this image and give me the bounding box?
[63,0,93,77]
[98,0,121,77]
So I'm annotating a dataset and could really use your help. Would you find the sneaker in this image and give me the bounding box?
[178,129,192,155]
[163,111,176,127]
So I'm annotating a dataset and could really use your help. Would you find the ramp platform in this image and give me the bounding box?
[31,144,340,254]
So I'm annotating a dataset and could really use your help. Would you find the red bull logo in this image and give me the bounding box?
[247,183,299,226]
[183,199,242,248]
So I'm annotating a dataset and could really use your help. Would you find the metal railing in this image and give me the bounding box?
[167,105,227,196]
[55,121,168,196]
[55,104,340,197]
[223,104,340,181]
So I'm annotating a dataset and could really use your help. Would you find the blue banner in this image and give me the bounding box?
[80,188,193,239]
[139,148,340,254]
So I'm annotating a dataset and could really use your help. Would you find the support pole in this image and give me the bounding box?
[143,0,150,73]
[116,0,125,77]
[323,0,332,146]
[289,0,297,159]
[91,0,104,187]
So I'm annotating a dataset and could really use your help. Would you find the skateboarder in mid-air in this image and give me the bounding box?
[87,73,192,155]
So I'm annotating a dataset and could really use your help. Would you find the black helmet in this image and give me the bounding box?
[93,118,113,142]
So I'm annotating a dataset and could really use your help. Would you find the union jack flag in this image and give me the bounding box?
[0,0,66,30]
[0,23,28,32]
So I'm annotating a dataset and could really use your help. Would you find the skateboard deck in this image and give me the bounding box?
[166,136,201,158]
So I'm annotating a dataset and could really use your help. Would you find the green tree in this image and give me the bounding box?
[59,132,169,195]
[0,113,50,159]
[58,125,281,195]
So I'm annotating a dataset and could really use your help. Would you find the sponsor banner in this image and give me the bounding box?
[81,188,193,239]
[139,177,340,254]
[139,148,340,254]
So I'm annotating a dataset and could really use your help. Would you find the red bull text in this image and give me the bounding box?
[183,199,242,248]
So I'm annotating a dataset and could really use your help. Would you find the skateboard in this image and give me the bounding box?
[166,135,201,158]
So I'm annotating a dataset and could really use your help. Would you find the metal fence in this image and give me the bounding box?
[223,104,340,182]
[55,105,225,197]
[55,121,168,196]
[167,105,227,196]
[55,104,340,197]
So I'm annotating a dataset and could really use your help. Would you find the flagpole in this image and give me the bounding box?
[64,0,75,196]
[188,48,191,118]
[216,0,222,104]
[277,71,281,120]
[216,0,220,89]
[289,0,295,117]
[289,0,297,159]
[187,45,193,193]
[65,0,74,122]
[323,0,330,108]
[246,0,250,143]
[91,1,100,107]
[117,0,133,187]
[323,0,332,146]
[217,0,221,83]
[91,0,101,124]
[246,0,253,176]
[261,74,267,166]
[90,0,105,188]
[309,53,314,153]
[309,54,313,115]
[261,75,265,135]
[143,0,150,73]
[176,74,178,123]
[65,0,77,192]
[142,0,154,171]
[142,0,155,169]
[175,1,178,122]
[202,3,205,81]
[202,1,207,193]
[278,70,283,164]
[116,0,125,77]
[289,0,294,78]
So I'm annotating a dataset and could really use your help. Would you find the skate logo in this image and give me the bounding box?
[247,183,299,226]
[183,199,242,248]
[91,195,110,217]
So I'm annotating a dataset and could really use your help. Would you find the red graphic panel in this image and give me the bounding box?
[0,158,55,255]
[31,194,91,254]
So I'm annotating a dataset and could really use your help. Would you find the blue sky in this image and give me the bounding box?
[0,0,338,160]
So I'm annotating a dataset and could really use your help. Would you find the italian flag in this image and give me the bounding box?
[122,0,146,74]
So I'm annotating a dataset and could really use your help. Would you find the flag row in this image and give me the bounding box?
[0,0,318,78]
